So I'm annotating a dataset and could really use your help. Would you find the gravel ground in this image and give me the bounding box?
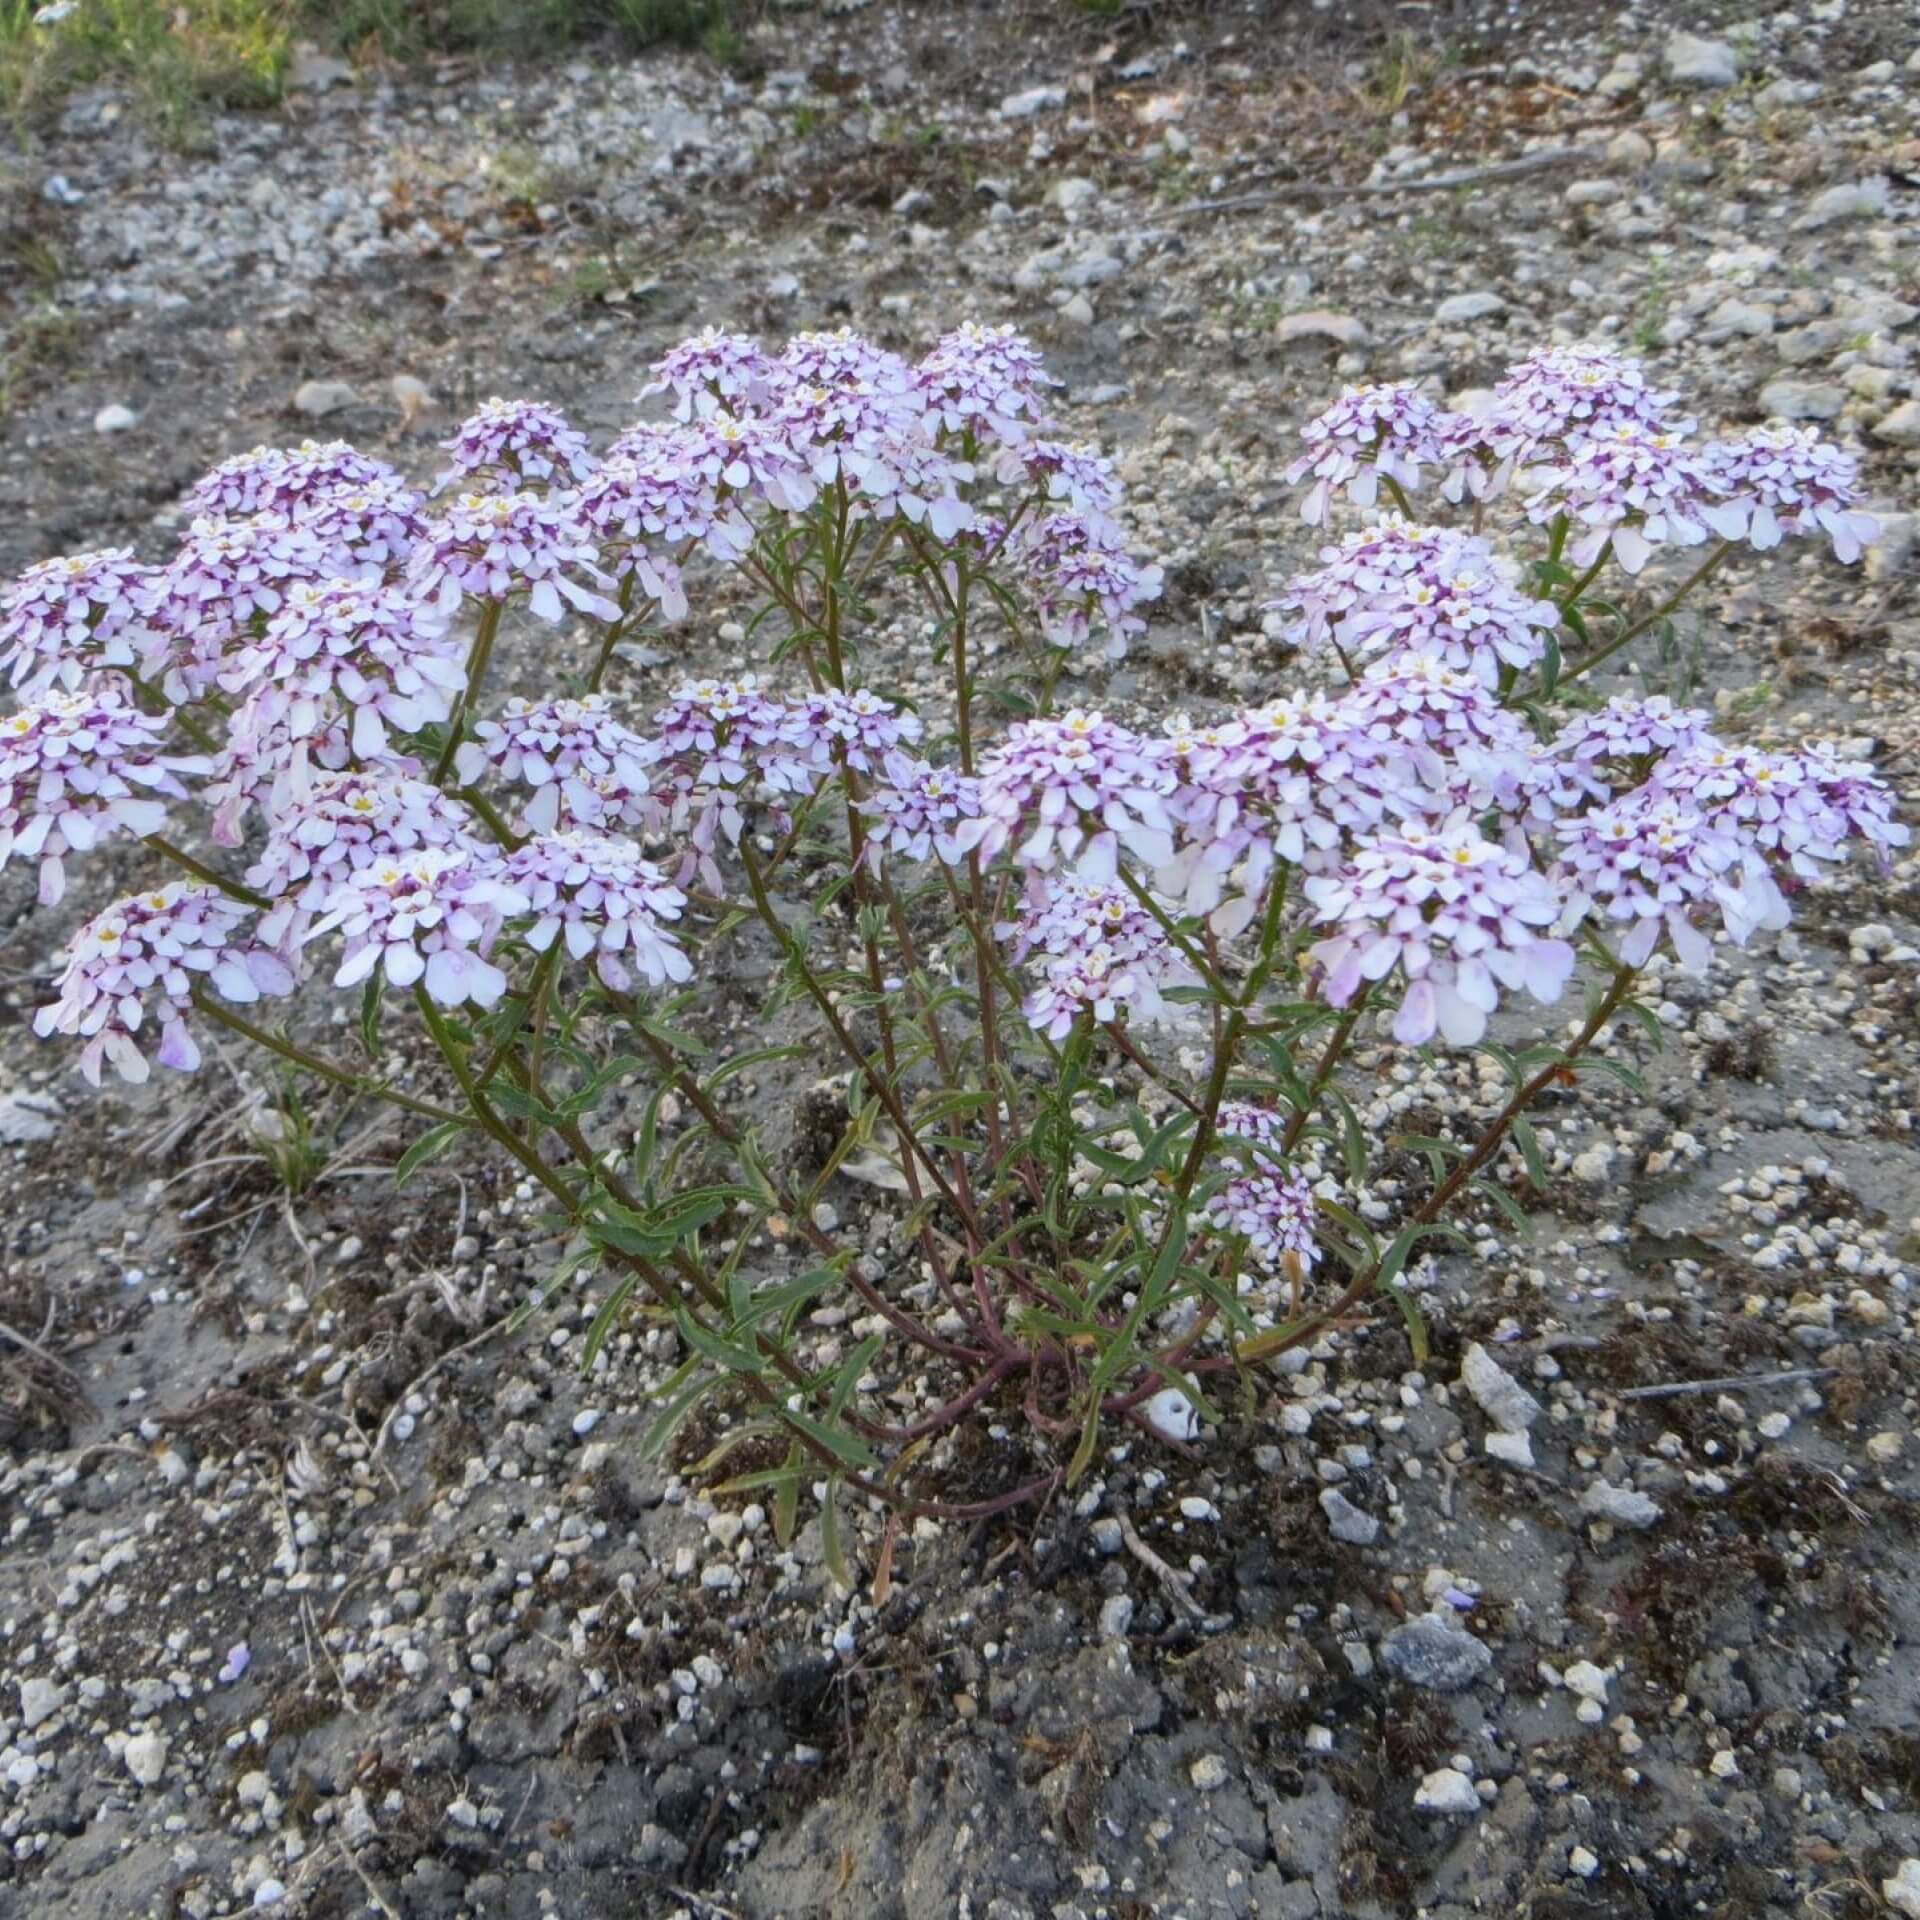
[2,3,1919,1917]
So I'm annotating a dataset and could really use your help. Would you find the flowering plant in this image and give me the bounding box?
[5,329,1903,1539]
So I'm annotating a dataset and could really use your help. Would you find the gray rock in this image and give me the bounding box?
[1864,511,1914,583]
[1652,143,1716,183]
[1189,1752,1230,1791]
[1564,178,1622,208]
[1051,177,1097,213]
[0,1091,60,1144]
[293,378,356,419]
[1596,54,1643,99]
[1378,1612,1493,1691]
[1059,291,1096,330]
[1758,377,1846,422]
[18,1677,66,1727]
[1777,319,1856,365]
[1707,297,1774,337]
[1836,291,1919,332]
[1414,1766,1482,1814]
[122,1730,169,1786]
[288,46,354,90]
[1606,129,1654,169]
[1871,400,1920,446]
[1755,77,1820,110]
[1884,1859,1920,1920]
[92,403,138,434]
[1001,85,1066,118]
[1097,1594,1134,1641]
[1435,290,1506,324]
[1275,309,1369,349]
[1460,1342,1542,1432]
[1664,31,1739,88]
[1797,178,1889,232]
[1318,1488,1380,1546]
[1580,1479,1663,1529]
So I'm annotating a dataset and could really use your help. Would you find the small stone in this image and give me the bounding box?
[1872,401,1920,446]
[1485,1430,1535,1468]
[1797,178,1889,231]
[1051,177,1097,212]
[1318,1488,1379,1546]
[1606,130,1654,168]
[18,1677,66,1727]
[391,374,432,429]
[1189,1753,1230,1791]
[93,403,138,434]
[1275,309,1369,349]
[293,379,357,419]
[236,1770,272,1807]
[1098,1594,1134,1641]
[1460,1342,1542,1432]
[1090,1517,1124,1555]
[123,1731,168,1787]
[1059,292,1096,330]
[572,1409,603,1437]
[1142,1388,1198,1442]
[0,1091,59,1144]
[1708,1747,1740,1779]
[1413,1766,1481,1815]
[1580,1479,1662,1530]
[1664,31,1739,88]
[447,1798,479,1828]
[1757,377,1845,422]
[1866,1431,1903,1464]
[1883,1859,1920,1919]
[252,1883,287,1911]
[1435,291,1506,324]
[1001,84,1066,118]
[1379,1613,1493,1692]
[1568,1846,1601,1879]
[1563,179,1622,208]
[1706,297,1774,338]
[1563,1660,1610,1703]
[287,44,353,89]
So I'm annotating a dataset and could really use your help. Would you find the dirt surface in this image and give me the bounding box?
[2,3,1919,1917]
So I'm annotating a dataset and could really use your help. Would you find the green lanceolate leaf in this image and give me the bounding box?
[359,975,384,1063]
[1510,1115,1548,1187]
[819,1478,852,1590]
[637,1361,711,1461]
[394,1120,468,1187]
[673,1308,767,1377]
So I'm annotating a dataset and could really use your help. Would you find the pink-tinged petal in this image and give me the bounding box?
[1433,984,1486,1046]
[334,943,382,989]
[156,1017,201,1073]
[384,941,426,986]
[1392,979,1438,1047]
[1667,912,1712,971]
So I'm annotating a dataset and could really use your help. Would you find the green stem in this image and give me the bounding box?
[1558,540,1736,690]
[1279,988,1371,1156]
[1113,864,1236,1002]
[189,986,464,1125]
[412,983,578,1211]
[1148,873,1292,1273]
[585,574,639,693]
[1556,537,1614,620]
[145,836,270,910]
[432,599,503,787]
[1239,963,1641,1364]
[738,841,978,1235]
